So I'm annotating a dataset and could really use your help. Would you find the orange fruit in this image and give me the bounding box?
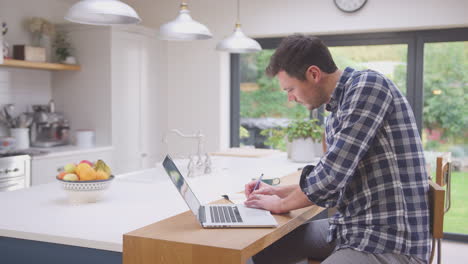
[96,170,109,180]
[76,163,97,181]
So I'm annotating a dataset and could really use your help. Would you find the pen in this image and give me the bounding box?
[253,173,264,191]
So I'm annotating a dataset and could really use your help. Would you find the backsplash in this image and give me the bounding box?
[0,67,52,136]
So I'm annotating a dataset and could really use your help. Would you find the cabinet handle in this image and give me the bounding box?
[141,153,147,157]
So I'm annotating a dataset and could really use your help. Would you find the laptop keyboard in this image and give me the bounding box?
[210,206,243,223]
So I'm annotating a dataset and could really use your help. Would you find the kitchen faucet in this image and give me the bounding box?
[163,129,212,177]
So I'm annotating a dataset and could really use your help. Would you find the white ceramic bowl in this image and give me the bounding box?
[57,176,115,204]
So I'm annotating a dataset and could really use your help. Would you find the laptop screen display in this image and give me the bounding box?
[163,155,201,218]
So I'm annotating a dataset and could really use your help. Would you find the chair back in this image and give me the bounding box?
[429,180,445,239]
[428,153,452,264]
[435,153,452,213]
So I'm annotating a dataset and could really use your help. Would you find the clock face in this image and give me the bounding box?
[334,0,368,13]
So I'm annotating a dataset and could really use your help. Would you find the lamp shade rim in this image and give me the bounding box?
[158,9,212,41]
[216,26,262,53]
[65,0,141,25]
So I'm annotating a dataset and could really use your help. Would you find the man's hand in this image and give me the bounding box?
[244,180,277,197]
[245,185,314,214]
[244,193,286,214]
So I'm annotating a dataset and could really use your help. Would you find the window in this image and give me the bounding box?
[238,51,309,149]
[422,41,468,235]
[329,44,408,94]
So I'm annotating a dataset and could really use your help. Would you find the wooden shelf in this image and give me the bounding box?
[0,59,81,71]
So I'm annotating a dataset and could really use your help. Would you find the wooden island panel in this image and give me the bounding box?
[123,171,324,264]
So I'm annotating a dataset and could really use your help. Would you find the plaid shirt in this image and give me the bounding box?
[300,67,430,262]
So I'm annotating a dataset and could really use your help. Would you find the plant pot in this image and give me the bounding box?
[289,138,323,163]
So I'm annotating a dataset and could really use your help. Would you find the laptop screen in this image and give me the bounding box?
[162,155,202,218]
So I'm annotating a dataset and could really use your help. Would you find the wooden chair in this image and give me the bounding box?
[429,153,452,264]
[435,153,452,213]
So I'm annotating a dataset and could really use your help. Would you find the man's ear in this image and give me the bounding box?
[305,65,321,83]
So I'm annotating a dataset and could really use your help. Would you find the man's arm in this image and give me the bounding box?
[245,185,313,214]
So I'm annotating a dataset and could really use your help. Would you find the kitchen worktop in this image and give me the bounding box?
[0,153,316,252]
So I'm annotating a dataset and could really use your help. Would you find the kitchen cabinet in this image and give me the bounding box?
[51,25,162,175]
[111,29,159,174]
[31,148,113,185]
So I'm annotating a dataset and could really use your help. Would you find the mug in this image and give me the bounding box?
[251,177,281,185]
[75,129,95,148]
[10,128,29,149]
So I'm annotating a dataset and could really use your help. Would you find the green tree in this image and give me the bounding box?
[421,42,468,140]
[240,50,309,119]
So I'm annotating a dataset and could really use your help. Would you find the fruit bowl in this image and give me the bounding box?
[57,176,115,204]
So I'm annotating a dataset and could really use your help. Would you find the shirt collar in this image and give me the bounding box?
[325,67,355,112]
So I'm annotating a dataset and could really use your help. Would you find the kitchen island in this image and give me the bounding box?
[0,153,316,264]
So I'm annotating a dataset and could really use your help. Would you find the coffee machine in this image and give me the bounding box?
[30,100,70,148]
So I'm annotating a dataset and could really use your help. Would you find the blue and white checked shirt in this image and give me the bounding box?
[300,67,430,262]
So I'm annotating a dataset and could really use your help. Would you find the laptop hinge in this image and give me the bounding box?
[198,206,206,223]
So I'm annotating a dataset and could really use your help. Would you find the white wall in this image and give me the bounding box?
[127,0,468,156]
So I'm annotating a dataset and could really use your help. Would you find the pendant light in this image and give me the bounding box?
[216,0,261,53]
[65,0,141,25]
[159,1,212,41]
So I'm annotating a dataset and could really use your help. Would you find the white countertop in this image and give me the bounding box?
[0,153,315,252]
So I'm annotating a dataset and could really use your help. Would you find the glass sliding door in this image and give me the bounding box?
[422,41,468,235]
[329,44,408,94]
[238,51,309,149]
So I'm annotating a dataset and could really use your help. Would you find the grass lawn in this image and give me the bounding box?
[442,171,468,234]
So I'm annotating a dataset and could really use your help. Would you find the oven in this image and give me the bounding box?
[0,154,31,191]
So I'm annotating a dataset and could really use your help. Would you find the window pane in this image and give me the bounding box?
[239,50,309,149]
[422,41,468,235]
[329,44,408,94]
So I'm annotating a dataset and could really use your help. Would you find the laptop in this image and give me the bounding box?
[162,155,278,228]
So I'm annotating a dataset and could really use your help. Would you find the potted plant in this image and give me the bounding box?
[261,118,325,162]
[286,119,324,162]
[52,31,74,63]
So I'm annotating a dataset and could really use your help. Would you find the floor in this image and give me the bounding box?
[437,240,468,263]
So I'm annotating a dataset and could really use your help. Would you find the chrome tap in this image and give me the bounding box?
[163,129,212,177]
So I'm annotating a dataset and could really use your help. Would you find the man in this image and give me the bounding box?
[244,34,430,264]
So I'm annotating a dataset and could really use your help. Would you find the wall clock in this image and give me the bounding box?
[334,0,368,13]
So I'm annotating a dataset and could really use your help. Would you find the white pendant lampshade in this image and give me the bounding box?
[158,2,212,41]
[216,23,261,53]
[216,0,261,53]
[65,0,141,25]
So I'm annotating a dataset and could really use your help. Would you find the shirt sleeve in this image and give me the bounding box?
[300,73,394,208]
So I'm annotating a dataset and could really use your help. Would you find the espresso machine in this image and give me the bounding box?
[30,100,70,148]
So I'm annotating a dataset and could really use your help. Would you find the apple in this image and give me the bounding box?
[57,171,67,180]
[63,173,79,181]
[64,163,76,173]
[79,160,93,167]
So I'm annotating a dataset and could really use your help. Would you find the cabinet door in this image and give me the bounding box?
[31,150,113,186]
[112,31,144,173]
[138,34,159,169]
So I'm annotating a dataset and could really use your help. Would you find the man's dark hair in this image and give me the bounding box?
[266,34,337,80]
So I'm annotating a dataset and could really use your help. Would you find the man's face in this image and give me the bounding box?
[277,70,325,110]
